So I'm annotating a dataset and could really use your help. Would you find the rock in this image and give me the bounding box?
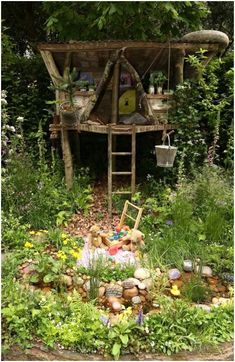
[140,295,146,303]
[218,297,230,305]
[142,278,153,290]
[83,280,90,291]
[123,287,139,300]
[78,287,84,295]
[195,304,211,313]
[139,289,148,296]
[168,268,181,280]
[207,277,218,286]
[112,301,122,312]
[106,285,123,298]
[42,287,51,293]
[60,275,72,287]
[171,279,183,289]
[138,282,146,290]
[122,279,135,289]
[98,286,106,298]
[181,30,229,50]
[134,268,150,280]
[212,297,219,304]
[183,260,193,272]
[132,296,141,304]
[72,276,84,287]
[216,285,226,293]
[201,266,213,277]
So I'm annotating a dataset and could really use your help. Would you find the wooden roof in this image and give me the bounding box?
[37,39,224,76]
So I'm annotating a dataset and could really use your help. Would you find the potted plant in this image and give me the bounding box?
[149,71,167,94]
[54,68,82,126]
[88,84,96,92]
[77,80,89,92]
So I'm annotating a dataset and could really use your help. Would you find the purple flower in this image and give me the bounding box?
[166,219,173,226]
[136,307,144,325]
[100,315,109,326]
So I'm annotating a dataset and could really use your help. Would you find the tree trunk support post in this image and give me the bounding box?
[61,127,73,190]
[175,49,185,85]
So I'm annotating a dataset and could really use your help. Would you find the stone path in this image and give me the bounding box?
[2,341,233,361]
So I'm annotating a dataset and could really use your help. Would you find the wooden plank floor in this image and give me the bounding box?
[49,123,178,134]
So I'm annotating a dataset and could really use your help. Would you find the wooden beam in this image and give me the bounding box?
[40,50,62,85]
[38,42,220,52]
[111,61,120,124]
[78,50,121,123]
[120,53,155,122]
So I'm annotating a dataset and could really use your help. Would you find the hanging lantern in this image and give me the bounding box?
[155,133,177,167]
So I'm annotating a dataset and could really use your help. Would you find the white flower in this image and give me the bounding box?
[1,98,7,105]
[17,116,24,122]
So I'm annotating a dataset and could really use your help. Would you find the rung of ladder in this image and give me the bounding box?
[112,171,132,175]
[124,213,136,222]
[112,191,132,194]
[111,152,132,156]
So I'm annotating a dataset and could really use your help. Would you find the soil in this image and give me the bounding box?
[65,183,120,238]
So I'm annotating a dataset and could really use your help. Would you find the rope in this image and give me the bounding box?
[141,48,163,80]
[166,41,171,121]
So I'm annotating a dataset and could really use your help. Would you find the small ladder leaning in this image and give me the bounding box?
[108,125,136,216]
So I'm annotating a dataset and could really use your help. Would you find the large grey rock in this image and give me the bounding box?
[195,304,211,313]
[132,296,142,304]
[181,30,229,49]
[183,260,193,272]
[168,268,181,280]
[106,285,123,298]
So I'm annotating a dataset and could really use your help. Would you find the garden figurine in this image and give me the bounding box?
[89,224,102,248]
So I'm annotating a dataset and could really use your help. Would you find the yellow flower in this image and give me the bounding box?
[39,229,48,233]
[61,233,67,239]
[63,239,69,245]
[24,241,33,248]
[35,231,42,236]
[57,250,67,261]
[69,249,81,259]
[29,231,35,235]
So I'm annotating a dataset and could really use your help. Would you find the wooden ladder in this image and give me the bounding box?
[108,125,136,216]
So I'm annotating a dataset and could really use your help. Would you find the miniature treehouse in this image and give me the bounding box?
[38,30,229,215]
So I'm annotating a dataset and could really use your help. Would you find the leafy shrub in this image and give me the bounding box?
[181,275,211,303]
[131,298,234,356]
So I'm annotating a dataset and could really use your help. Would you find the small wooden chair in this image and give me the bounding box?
[119,200,143,230]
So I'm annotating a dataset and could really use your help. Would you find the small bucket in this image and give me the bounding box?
[155,134,177,167]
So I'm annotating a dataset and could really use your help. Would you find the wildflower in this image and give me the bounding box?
[166,219,173,226]
[61,233,67,239]
[24,241,33,248]
[63,239,69,245]
[57,250,67,261]
[70,249,81,259]
[136,307,144,325]
[17,116,24,122]
[29,231,36,235]
[1,98,7,105]
[100,315,109,326]
[35,231,42,236]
